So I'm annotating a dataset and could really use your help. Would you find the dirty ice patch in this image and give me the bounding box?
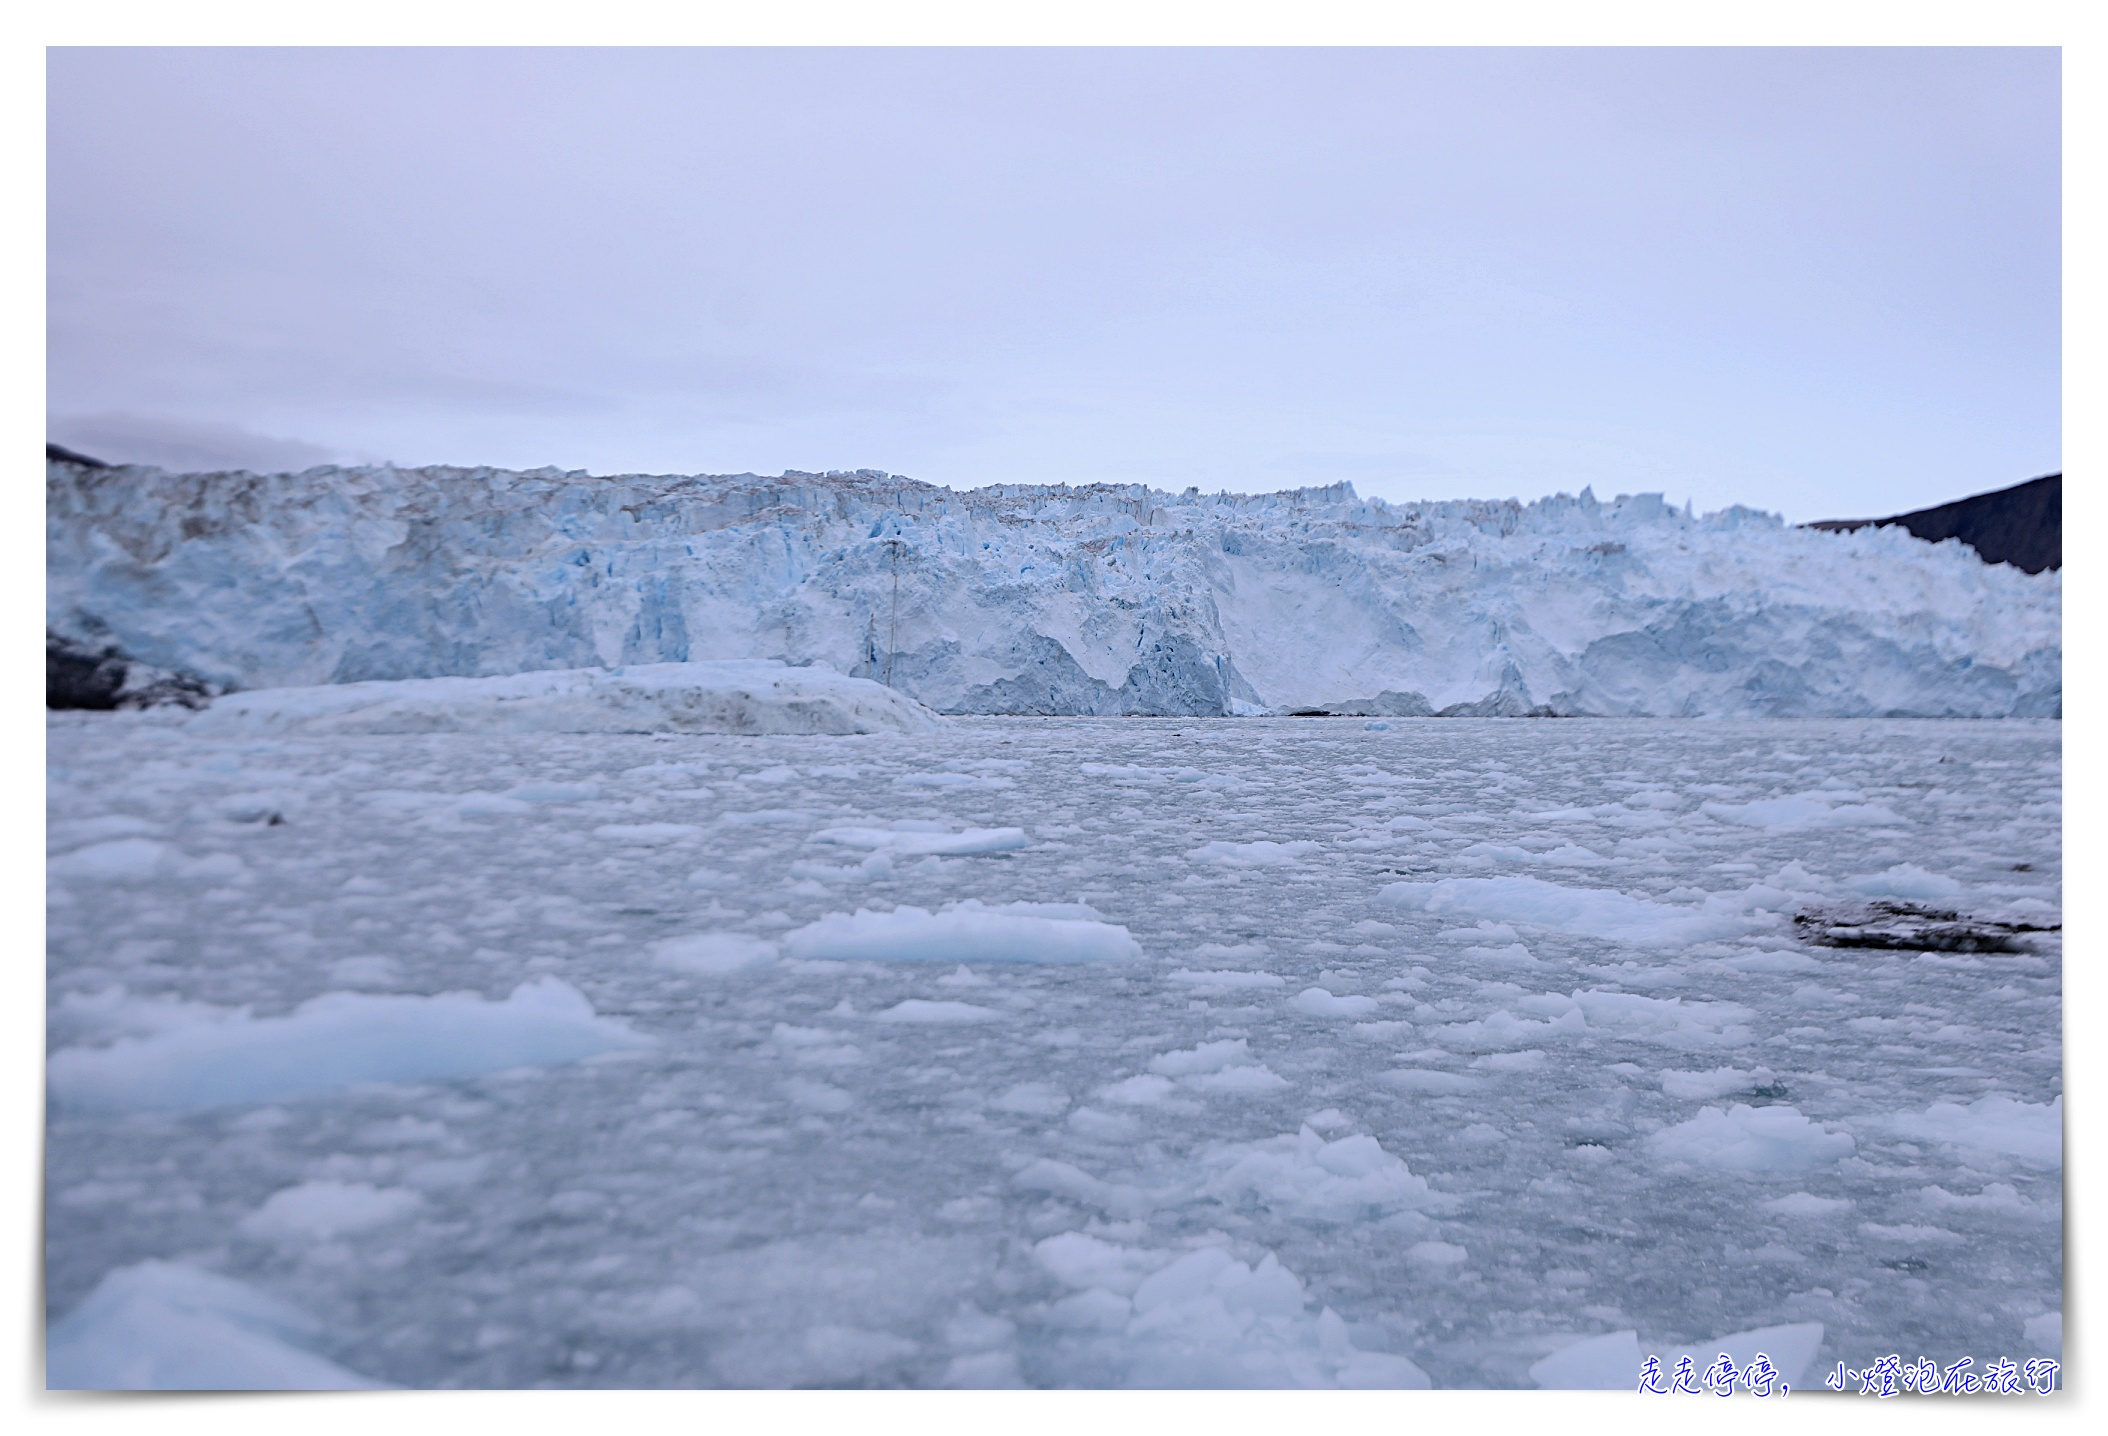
[810,822,1029,856]
[45,1260,386,1390]
[1701,794,1904,830]
[1646,1104,1854,1175]
[1033,1236,1430,1389]
[1187,840,1323,868]
[46,978,650,1113]
[782,901,1143,964]
[188,659,944,736]
[1887,1095,2062,1168]
[1380,875,1767,946]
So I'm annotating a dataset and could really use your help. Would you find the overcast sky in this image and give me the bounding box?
[47,46,2059,522]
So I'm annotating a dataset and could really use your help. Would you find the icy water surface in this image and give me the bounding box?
[45,716,2062,1388]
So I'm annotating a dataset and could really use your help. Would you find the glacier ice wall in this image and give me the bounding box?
[46,461,2060,718]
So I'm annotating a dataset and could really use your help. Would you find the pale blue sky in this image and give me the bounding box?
[48,47,2059,522]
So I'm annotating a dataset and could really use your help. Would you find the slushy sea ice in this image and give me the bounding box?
[45,713,2061,1387]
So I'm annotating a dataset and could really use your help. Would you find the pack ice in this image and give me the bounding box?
[48,462,2058,717]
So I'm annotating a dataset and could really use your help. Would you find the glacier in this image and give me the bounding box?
[46,460,2059,718]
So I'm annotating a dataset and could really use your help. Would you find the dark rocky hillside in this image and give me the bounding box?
[1809,474,2060,574]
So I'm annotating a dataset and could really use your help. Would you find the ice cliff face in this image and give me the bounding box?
[45,461,2061,718]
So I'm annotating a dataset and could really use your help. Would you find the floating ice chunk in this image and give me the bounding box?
[1290,988,1381,1018]
[1844,863,1964,900]
[1034,1232,1169,1296]
[1101,1074,1177,1106]
[1659,1321,1825,1390]
[1193,1065,1291,1095]
[592,822,705,843]
[1203,1127,1430,1221]
[1150,1039,1259,1077]
[46,1260,386,1390]
[1529,1328,1641,1389]
[1380,1069,1484,1095]
[1145,1039,1290,1095]
[1459,841,1608,868]
[500,781,599,804]
[1433,1007,1586,1050]
[47,838,244,885]
[1441,921,1520,943]
[1646,1104,1854,1174]
[1382,875,1766,946]
[1917,1182,2042,1218]
[2024,1312,2061,1354]
[1701,795,1904,829]
[652,933,778,975]
[239,1181,424,1244]
[188,660,944,736]
[1033,1236,1431,1389]
[811,823,1029,856]
[1662,1066,1776,1101]
[1459,942,1542,969]
[874,999,999,1024]
[894,771,1015,790]
[993,1082,1070,1116]
[1717,949,1820,974]
[1859,1223,1963,1244]
[1888,1094,2062,1167]
[782,1078,855,1112]
[1187,840,1324,867]
[783,900,1143,964]
[48,814,163,849]
[46,978,650,1112]
[1406,1241,1468,1267]
[1471,1050,1546,1074]
[1165,969,1286,989]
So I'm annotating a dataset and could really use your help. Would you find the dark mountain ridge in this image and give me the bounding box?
[1809,474,2060,574]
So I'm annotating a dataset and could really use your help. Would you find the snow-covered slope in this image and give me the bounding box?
[46,462,2060,718]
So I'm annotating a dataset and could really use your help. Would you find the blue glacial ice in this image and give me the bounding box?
[48,462,2058,718]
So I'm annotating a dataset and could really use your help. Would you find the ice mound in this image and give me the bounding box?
[46,1260,385,1390]
[1033,1236,1431,1388]
[46,978,650,1112]
[1889,1094,2062,1167]
[810,822,1029,856]
[187,660,942,736]
[1202,1126,1432,1222]
[782,900,1144,964]
[1646,1103,1855,1174]
[1380,874,1769,946]
[48,462,2058,718]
